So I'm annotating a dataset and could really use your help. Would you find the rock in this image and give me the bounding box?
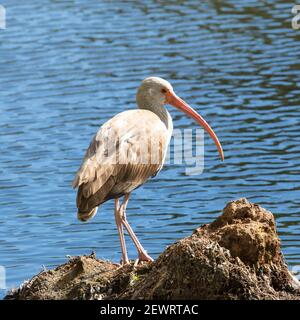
[5,198,300,300]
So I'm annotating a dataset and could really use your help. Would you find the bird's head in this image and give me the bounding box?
[136,77,224,161]
[136,77,173,108]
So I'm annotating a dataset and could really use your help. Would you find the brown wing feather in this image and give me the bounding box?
[73,109,169,214]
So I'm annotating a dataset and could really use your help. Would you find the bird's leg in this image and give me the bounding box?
[114,198,129,265]
[120,194,154,263]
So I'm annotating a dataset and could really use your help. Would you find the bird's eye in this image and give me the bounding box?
[161,88,167,93]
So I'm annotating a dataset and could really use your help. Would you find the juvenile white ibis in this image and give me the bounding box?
[73,77,224,264]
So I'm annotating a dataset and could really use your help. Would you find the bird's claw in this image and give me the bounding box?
[134,252,154,266]
[119,253,153,267]
[119,258,130,266]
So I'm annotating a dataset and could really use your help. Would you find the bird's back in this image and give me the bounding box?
[73,109,171,218]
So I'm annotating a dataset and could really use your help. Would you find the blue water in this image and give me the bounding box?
[0,0,300,296]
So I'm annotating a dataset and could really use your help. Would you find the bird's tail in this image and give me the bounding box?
[77,206,98,222]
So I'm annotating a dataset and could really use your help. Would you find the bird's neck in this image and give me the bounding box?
[138,102,172,131]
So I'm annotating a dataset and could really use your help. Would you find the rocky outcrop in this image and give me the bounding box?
[5,198,300,300]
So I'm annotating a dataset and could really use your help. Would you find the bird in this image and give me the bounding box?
[72,77,224,265]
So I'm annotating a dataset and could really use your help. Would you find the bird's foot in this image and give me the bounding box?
[119,258,130,266]
[134,252,154,266]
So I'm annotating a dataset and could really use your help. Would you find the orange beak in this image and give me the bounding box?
[166,90,224,161]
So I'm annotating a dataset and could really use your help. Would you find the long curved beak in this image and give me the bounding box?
[166,90,224,161]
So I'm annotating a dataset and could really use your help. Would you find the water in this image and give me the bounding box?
[0,0,300,296]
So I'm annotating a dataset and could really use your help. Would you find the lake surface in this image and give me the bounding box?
[0,0,300,296]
